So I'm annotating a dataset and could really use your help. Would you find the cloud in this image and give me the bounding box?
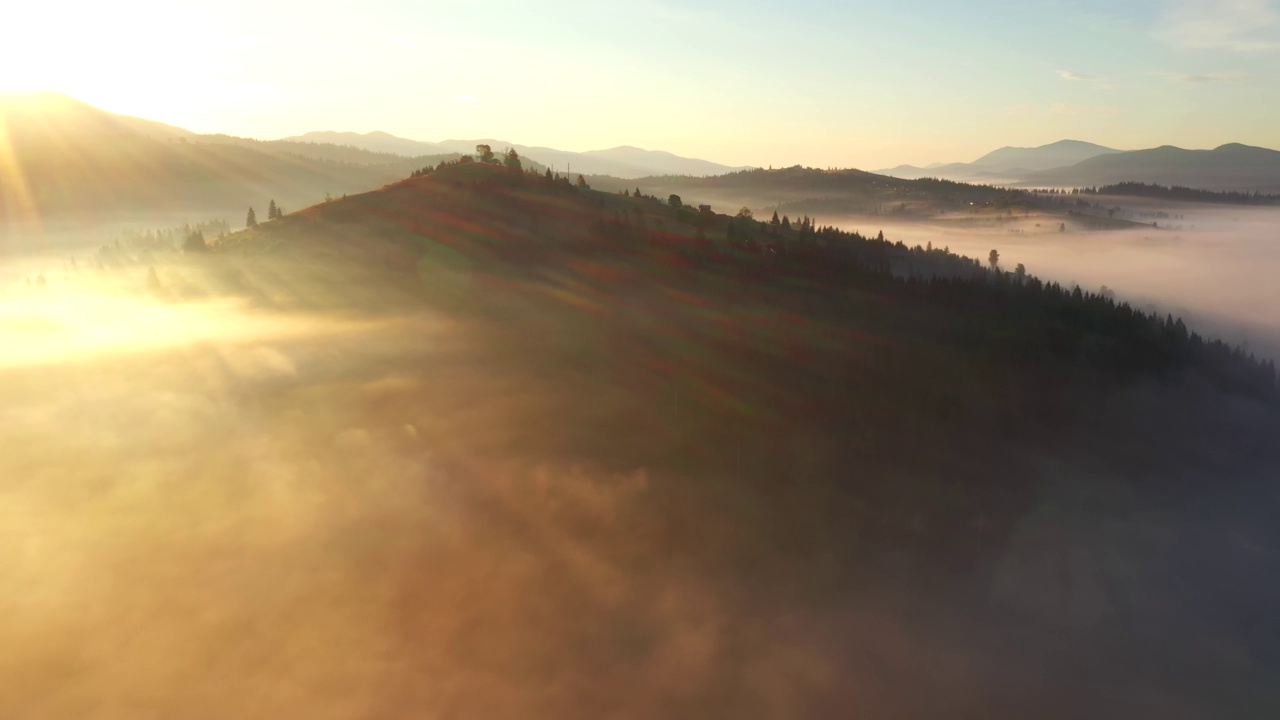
[1058,70,1104,81]
[1168,72,1251,83]
[1156,0,1279,53]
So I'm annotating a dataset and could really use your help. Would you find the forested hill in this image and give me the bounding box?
[1078,182,1280,206]
[161,158,1280,714]
[583,165,1033,218]
[226,160,1276,401]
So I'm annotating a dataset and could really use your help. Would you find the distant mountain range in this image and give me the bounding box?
[283,131,750,179]
[879,139,1280,192]
[879,140,1122,181]
[1022,144,1280,192]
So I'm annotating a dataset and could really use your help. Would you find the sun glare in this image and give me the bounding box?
[0,291,320,370]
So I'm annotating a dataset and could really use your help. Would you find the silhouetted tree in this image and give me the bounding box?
[476,144,495,163]
[669,194,682,209]
[577,175,588,189]
[504,148,522,172]
[183,230,208,253]
[988,249,1000,271]
[738,207,753,219]
[782,215,791,229]
[246,207,258,228]
[267,199,278,220]
[771,210,780,225]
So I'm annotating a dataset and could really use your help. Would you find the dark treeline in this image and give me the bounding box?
[1079,182,1280,206]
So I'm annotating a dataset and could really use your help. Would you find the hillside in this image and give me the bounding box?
[595,165,1034,219]
[1024,143,1280,191]
[142,160,1279,715]
[11,161,1279,718]
[0,93,447,227]
[285,130,750,178]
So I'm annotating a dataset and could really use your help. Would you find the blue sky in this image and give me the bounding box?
[3,0,1277,168]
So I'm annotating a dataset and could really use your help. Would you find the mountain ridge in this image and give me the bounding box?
[282,131,750,179]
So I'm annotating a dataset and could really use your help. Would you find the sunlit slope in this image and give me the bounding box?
[0,93,437,225]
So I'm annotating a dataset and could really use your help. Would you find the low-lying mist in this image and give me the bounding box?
[829,201,1280,359]
[3,213,1280,719]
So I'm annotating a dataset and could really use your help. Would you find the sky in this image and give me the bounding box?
[1,0,1277,169]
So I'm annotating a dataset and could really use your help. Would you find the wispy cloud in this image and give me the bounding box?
[1058,70,1104,81]
[1156,0,1279,53]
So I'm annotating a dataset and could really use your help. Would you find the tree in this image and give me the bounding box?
[781,215,791,229]
[544,168,553,181]
[476,144,495,163]
[183,230,208,253]
[668,194,682,209]
[246,207,258,228]
[267,199,278,220]
[771,210,780,225]
[577,175,588,189]
[503,148,522,172]
[1059,222,1066,232]
[737,207,753,219]
[988,249,1000,271]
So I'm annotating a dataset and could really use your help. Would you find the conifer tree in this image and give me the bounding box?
[267,199,278,220]
[246,207,258,228]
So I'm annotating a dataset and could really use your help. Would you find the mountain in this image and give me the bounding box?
[279,130,446,157]
[170,161,1280,716]
[969,139,1121,170]
[0,93,452,227]
[879,140,1120,181]
[284,131,750,178]
[1024,143,1280,192]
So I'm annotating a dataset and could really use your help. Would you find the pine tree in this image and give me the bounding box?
[246,207,258,228]
[771,210,780,225]
[577,175,588,189]
[267,199,278,220]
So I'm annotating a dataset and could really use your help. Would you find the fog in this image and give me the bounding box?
[829,201,1280,359]
[3,214,1280,718]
